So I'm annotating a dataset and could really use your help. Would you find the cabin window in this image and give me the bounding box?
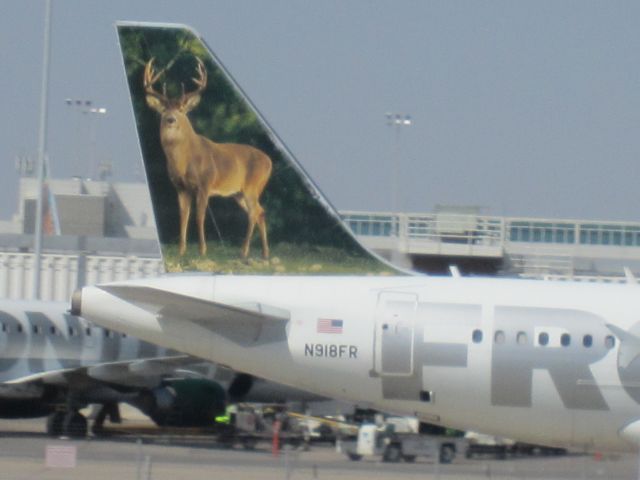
[50,326,56,335]
[33,325,42,335]
[538,332,549,346]
[104,329,111,338]
[1,323,6,333]
[583,334,593,348]
[69,327,77,336]
[16,324,23,334]
[561,333,571,347]
[85,327,91,336]
[494,330,505,344]
[605,335,616,349]
[472,329,483,343]
[517,331,528,345]
[121,332,127,338]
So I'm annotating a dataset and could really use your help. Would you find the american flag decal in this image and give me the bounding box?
[317,318,343,334]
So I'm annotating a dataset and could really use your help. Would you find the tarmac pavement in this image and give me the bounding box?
[0,418,637,480]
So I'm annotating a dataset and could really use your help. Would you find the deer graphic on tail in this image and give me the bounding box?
[144,57,272,259]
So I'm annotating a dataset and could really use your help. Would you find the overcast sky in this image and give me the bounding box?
[1,1,638,222]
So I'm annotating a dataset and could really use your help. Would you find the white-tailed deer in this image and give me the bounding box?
[144,57,272,259]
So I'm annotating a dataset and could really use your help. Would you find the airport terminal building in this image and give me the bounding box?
[1,178,639,302]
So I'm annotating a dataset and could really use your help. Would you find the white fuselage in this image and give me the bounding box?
[0,300,165,386]
[79,274,640,451]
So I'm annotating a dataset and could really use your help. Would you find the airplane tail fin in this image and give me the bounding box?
[116,22,402,275]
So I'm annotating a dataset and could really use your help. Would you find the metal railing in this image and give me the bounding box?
[341,211,640,250]
[0,252,164,302]
[342,211,504,247]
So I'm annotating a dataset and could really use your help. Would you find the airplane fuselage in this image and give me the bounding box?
[0,301,170,387]
[77,274,640,451]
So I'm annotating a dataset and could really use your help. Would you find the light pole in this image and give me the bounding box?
[385,113,412,232]
[85,107,107,180]
[65,98,91,177]
[33,0,52,300]
[65,99,107,179]
[385,113,412,269]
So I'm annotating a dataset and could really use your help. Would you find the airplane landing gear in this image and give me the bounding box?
[46,410,88,438]
[46,411,65,437]
[63,411,88,438]
[91,403,121,436]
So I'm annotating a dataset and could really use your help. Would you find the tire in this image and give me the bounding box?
[62,411,88,438]
[218,435,235,449]
[242,437,257,450]
[496,446,507,460]
[439,444,455,464]
[402,455,416,463]
[91,422,107,437]
[288,437,302,449]
[347,453,362,461]
[383,444,402,463]
[46,411,65,437]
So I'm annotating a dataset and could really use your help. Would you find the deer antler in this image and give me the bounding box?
[143,58,168,103]
[181,58,207,105]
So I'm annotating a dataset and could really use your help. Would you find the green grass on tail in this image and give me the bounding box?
[163,241,397,275]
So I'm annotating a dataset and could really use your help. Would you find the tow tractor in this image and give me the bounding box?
[340,420,466,464]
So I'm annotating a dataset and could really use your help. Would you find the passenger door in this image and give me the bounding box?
[373,291,417,376]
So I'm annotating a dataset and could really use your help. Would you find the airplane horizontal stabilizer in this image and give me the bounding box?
[99,284,290,346]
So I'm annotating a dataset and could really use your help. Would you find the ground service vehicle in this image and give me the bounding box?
[341,423,464,463]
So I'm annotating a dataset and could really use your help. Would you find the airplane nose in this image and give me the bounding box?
[70,288,83,316]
